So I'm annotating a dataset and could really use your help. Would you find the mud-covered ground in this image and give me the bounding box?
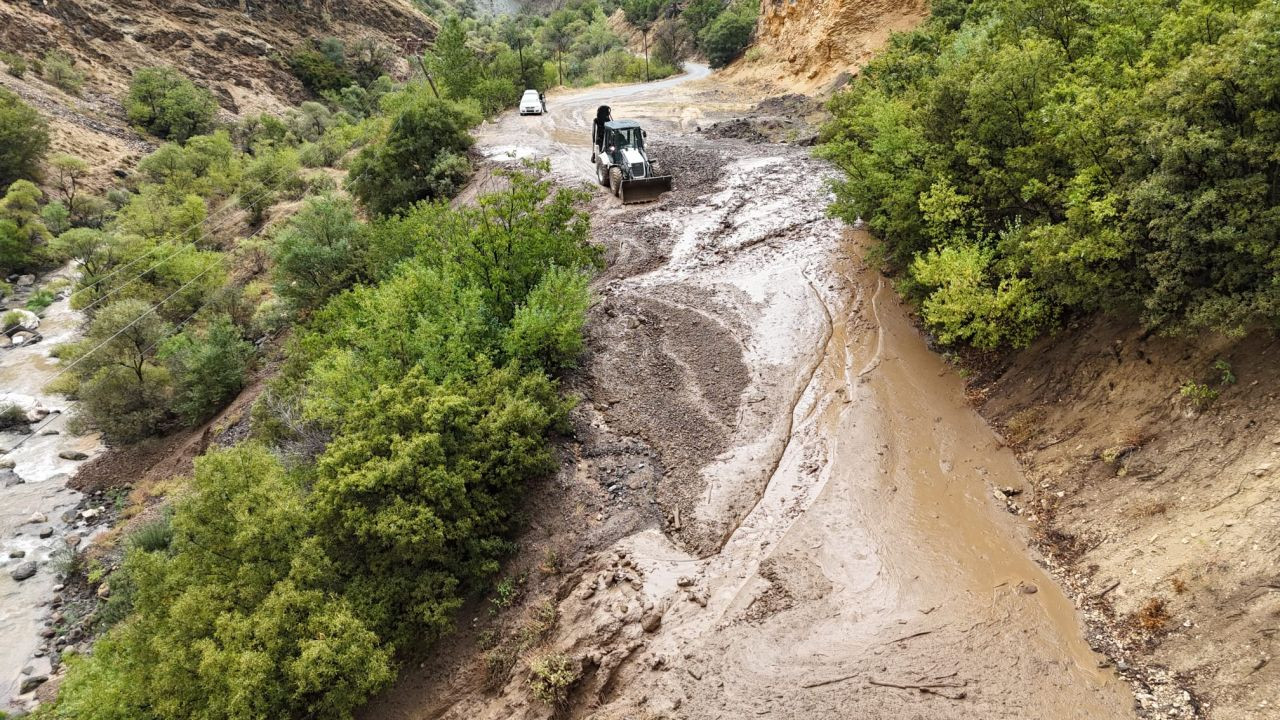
[362,67,1139,720]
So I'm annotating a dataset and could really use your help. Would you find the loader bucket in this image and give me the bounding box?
[620,175,672,204]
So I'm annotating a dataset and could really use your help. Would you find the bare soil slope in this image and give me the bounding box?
[976,322,1280,720]
[724,0,928,93]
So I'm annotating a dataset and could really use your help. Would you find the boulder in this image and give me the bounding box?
[10,561,36,581]
[58,450,88,461]
[24,512,47,525]
[3,308,39,332]
[18,674,47,695]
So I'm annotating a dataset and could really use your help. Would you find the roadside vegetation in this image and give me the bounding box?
[821,0,1280,348]
[0,6,608,717]
[0,0,721,712]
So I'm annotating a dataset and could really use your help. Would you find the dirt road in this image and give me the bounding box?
[367,67,1137,719]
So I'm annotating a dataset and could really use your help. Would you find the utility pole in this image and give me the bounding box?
[640,26,650,82]
[400,37,441,99]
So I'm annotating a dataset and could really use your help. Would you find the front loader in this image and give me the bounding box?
[591,105,672,204]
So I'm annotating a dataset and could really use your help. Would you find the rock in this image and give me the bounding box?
[38,526,53,539]
[81,508,101,523]
[18,675,47,694]
[2,470,23,487]
[10,561,36,581]
[0,457,14,469]
[1017,581,1039,595]
[60,510,77,524]
[97,582,111,599]
[15,274,35,287]
[64,535,80,548]
[24,512,47,525]
[58,450,88,461]
[4,307,39,330]
[641,608,663,633]
[676,575,694,587]
[9,550,25,558]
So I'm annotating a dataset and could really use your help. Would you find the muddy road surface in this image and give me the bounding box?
[366,67,1137,719]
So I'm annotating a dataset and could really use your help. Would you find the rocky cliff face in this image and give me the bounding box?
[0,0,434,114]
[731,0,927,92]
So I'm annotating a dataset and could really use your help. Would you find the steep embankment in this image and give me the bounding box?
[726,0,928,92]
[0,0,435,186]
[976,323,1280,720]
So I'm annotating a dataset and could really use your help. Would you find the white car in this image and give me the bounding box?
[519,89,545,115]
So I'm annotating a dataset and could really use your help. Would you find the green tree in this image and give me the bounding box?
[0,88,49,187]
[0,180,51,272]
[41,51,85,94]
[271,194,365,310]
[158,314,254,425]
[50,154,89,207]
[699,0,757,68]
[346,95,476,216]
[57,298,174,442]
[125,67,217,142]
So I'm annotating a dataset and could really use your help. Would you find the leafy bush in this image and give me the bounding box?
[0,51,27,78]
[125,67,218,142]
[528,653,581,706]
[26,288,57,314]
[504,266,591,371]
[270,194,364,311]
[158,314,254,425]
[0,88,50,187]
[50,169,599,720]
[40,200,71,235]
[0,180,52,273]
[700,0,757,69]
[41,51,85,94]
[0,402,27,431]
[346,94,477,216]
[55,298,174,442]
[238,146,303,224]
[820,0,1280,345]
[288,38,355,95]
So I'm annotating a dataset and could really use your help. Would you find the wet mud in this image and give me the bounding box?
[365,65,1137,719]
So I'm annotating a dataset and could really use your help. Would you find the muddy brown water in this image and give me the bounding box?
[1,266,105,707]
[370,65,1136,719]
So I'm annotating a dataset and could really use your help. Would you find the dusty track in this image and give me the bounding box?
[366,67,1136,719]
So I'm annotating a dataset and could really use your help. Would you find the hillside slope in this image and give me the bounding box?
[726,0,927,92]
[0,0,434,185]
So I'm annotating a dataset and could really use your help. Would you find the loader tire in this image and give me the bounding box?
[610,167,623,199]
[596,161,610,187]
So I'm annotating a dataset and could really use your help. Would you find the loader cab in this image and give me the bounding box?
[602,121,645,152]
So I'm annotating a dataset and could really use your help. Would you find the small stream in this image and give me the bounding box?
[1,265,103,707]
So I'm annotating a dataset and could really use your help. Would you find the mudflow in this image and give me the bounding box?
[364,66,1137,719]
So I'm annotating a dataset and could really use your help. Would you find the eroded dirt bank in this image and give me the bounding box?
[976,322,1280,720]
[363,69,1134,719]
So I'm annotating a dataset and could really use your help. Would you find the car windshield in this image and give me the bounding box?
[522,91,539,102]
[610,127,643,148]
